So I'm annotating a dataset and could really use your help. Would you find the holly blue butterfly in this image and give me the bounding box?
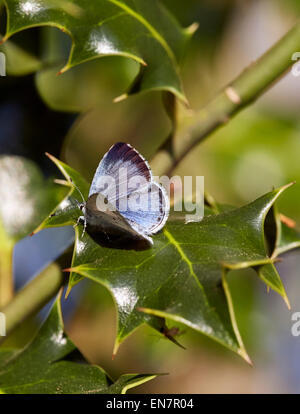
[75,142,169,248]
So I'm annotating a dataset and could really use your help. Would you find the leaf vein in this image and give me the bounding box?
[105,0,176,63]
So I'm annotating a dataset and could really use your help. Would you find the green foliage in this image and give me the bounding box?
[1,0,300,394]
[190,110,300,219]
[0,155,67,305]
[0,155,65,242]
[2,0,194,102]
[33,154,299,362]
[0,294,157,393]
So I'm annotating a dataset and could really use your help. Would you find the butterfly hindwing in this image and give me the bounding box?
[84,193,153,248]
[118,182,169,236]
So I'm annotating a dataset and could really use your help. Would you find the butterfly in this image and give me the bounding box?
[74,142,169,248]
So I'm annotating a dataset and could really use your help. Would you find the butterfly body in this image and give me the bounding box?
[76,143,169,248]
[80,193,151,247]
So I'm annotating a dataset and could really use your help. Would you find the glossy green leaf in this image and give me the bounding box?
[257,263,290,307]
[205,198,290,308]
[0,294,158,394]
[2,0,195,102]
[33,155,297,362]
[0,349,16,366]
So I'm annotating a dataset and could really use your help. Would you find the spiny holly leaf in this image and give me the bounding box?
[257,263,289,306]
[69,188,290,362]
[0,293,158,394]
[212,200,291,309]
[33,155,297,362]
[32,153,90,232]
[2,0,196,102]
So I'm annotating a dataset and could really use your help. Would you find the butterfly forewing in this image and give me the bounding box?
[86,142,169,243]
[89,142,152,200]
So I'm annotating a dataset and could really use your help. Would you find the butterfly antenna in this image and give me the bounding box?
[70,178,86,203]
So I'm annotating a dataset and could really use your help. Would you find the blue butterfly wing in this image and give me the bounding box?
[118,182,170,236]
[89,142,151,198]
[89,142,169,237]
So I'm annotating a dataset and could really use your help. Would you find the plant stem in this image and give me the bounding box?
[151,21,300,176]
[0,245,13,308]
[0,223,14,308]
[0,263,67,342]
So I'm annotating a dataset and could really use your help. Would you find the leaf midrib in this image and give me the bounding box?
[163,228,205,294]
[106,0,176,63]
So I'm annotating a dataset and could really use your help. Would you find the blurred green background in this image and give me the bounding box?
[1,0,300,393]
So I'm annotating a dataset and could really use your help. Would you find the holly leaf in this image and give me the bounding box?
[210,199,291,308]
[0,293,158,394]
[32,154,298,362]
[2,0,196,103]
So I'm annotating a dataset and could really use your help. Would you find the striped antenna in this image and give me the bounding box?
[70,178,86,204]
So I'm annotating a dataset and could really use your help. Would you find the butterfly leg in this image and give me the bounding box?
[73,215,87,238]
[82,217,87,238]
[74,215,84,228]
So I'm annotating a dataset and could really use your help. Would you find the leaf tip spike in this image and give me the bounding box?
[112,341,120,359]
[64,284,72,300]
[185,22,199,36]
[113,93,128,103]
[45,152,54,161]
[56,65,68,76]
[284,294,291,311]
[239,348,253,366]
[62,268,71,273]
[0,35,8,45]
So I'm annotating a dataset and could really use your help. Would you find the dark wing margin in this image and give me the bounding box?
[89,142,152,198]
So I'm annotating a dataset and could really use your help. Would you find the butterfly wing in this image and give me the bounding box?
[89,142,169,238]
[118,181,170,236]
[85,193,153,246]
[89,142,151,199]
